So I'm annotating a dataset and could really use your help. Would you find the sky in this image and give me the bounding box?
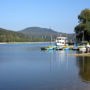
[0,0,90,33]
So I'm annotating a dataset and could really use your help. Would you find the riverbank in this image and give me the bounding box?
[0,42,52,44]
[68,53,90,57]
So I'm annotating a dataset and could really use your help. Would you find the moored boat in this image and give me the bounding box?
[72,45,79,50]
[79,46,86,53]
[88,48,90,52]
[56,45,63,50]
[86,43,90,52]
[41,46,55,50]
[56,37,67,46]
[56,36,68,50]
[64,47,70,50]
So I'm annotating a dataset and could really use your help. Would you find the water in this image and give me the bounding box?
[0,43,90,90]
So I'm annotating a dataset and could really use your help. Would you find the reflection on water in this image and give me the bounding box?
[46,50,70,72]
[0,43,90,89]
[56,50,69,70]
[77,56,90,83]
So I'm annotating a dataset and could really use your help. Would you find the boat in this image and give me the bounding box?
[56,36,68,50]
[72,43,82,50]
[56,45,63,50]
[41,34,55,50]
[72,45,79,50]
[86,43,90,48]
[56,37,67,46]
[41,46,55,50]
[78,43,90,53]
[87,48,90,52]
[41,47,47,50]
[47,47,53,50]
[64,47,70,50]
[86,43,90,52]
[79,46,86,53]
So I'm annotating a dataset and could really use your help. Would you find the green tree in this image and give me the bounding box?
[75,8,90,42]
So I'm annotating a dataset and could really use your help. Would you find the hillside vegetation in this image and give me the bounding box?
[0,27,74,42]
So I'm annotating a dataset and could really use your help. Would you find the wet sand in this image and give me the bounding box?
[68,53,90,57]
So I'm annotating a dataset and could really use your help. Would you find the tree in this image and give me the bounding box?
[75,8,90,42]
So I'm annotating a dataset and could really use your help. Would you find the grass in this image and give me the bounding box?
[0,42,50,44]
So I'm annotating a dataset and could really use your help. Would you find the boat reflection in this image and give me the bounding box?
[77,56,90,83]
[56,50,68,64]
[48,50,69,72]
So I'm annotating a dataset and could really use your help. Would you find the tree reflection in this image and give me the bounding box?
[77,56,90,82]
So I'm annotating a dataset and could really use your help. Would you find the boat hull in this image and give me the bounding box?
[79,47,86,52]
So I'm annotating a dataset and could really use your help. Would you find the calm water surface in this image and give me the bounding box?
[0,43,90,90]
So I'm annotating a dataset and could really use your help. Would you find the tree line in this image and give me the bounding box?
[0,28,48,42]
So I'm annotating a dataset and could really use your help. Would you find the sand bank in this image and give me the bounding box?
[68,53,90,57]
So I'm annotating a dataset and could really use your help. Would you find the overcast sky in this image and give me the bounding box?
[0,0,90,33]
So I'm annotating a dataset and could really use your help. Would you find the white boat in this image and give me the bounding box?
[86,43,90,48]
[56,45,63,50]
[56,37,67,46]
[86,43,90,52]
[56,37,68,50]
[79,46,86,53]
[79,43,90,53]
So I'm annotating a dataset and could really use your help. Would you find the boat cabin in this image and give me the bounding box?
[56,37,67,46]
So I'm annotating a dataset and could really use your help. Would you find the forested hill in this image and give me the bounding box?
[20,27,75,41]
[19,27,57,41]
[0,28,31,42]
[0,27,75,42]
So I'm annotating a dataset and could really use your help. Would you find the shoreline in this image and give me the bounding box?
[0,42,53,44]
[68,53,90,57]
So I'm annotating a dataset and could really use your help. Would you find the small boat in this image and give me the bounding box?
[86,43,90,48]
[41,34,55,51]
[72,45,79,50]
[41,46,54,50]
[56,46,63,50]
[47,47,53,50]
[79,46,86,53]
[88,48,90,52]
[64,47,70,50]
[41,47,47,50]
[86,43,90,52]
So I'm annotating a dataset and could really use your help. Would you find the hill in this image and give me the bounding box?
[0,28,31,42]
[0,27,75,42]
[20,27,75,42]
[19,27,57,41]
